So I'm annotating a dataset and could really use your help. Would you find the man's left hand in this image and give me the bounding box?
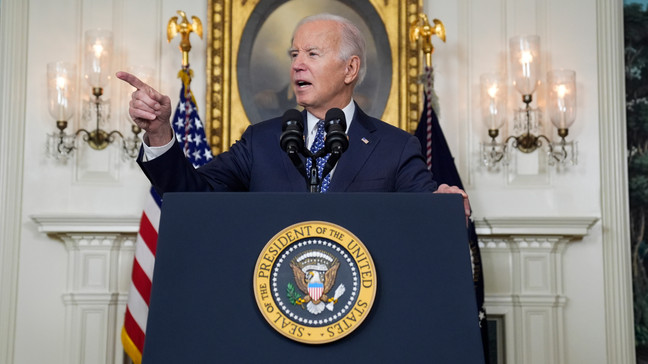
[434,183,472,223]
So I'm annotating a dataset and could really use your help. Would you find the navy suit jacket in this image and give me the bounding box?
[138,106,438,194]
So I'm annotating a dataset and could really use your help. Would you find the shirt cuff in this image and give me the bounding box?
[142,136,175,161]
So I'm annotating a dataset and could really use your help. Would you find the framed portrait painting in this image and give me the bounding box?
[207,0,423,153]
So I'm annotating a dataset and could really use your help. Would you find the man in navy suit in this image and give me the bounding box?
[117,13,470,215]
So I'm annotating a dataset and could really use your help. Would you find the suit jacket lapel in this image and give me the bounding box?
[328,106,379,192]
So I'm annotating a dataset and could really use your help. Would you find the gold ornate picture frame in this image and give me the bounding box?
[206,0,422,154]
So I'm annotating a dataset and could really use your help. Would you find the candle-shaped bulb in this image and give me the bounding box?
[556,84,567,98]
[520,51,533,65]
[480,73,506,132]
[83,29,113,89]
[47,62,76,122]
[520,51,533,80]
[548,70,576,131]
[510,35,540,96]
[56,76,67,90]
[92,42,104,58]
[487,84,499,99]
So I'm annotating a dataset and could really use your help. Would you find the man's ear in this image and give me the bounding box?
[344,56,360,85]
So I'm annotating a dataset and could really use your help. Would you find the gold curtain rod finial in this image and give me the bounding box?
[167,10,203,67]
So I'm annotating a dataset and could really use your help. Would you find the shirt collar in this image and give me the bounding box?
[305,100,355,147]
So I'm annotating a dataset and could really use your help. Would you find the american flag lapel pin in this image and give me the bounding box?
[361,137,369,144]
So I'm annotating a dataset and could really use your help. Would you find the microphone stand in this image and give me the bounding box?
[286,146,306,179]
[305,149,327,193]
[308,156,320,193]
[320,147,342,181]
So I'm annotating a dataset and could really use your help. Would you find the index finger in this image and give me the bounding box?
[116,71,147,90]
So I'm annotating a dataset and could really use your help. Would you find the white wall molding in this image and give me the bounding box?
[32,214,141,233]
[0,0,30,363]
[476,216,599,236]
[596,0,636,362]
[478,216,597,364]
[33,214,138,364]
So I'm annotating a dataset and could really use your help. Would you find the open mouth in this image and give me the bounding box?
[296,80,312,88]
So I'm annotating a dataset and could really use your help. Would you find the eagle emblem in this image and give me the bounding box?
[289,250,346,315]
[254,222,377,344]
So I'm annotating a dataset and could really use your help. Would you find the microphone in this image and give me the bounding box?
[279,109,306,178]
[280,109,304,153]
[321,108,349,179]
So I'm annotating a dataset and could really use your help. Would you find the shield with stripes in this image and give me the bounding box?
[308,281,324,302]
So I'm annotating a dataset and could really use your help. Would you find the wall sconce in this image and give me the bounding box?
[480,35,577,168]
[47,29,141,161]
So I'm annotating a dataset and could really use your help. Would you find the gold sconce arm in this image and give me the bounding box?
[49,121,142,161]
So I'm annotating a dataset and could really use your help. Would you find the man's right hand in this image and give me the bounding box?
[116,71,173,147]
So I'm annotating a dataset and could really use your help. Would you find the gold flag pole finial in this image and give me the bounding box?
[167,10,203,67]
[409,13,446,69]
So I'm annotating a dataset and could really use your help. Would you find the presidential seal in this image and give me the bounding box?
[253,221,377,344]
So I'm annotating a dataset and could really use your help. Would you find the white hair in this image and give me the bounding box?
[293,13,367,85]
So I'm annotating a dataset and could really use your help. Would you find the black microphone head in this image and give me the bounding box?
[282,109,304,131]
[323,107,349,154]
[280,109,305,152]
[324,108,346,132]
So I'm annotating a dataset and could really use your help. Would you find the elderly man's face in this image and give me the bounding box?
[290,20,357,119]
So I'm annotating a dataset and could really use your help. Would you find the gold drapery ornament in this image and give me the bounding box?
[167,10,203,67]
[409,13,445,68]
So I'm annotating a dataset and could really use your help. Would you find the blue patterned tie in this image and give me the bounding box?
[306,120,331,192]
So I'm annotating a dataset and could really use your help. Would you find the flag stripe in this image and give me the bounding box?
[138,213,158,254]
[143,191,162,227]
[124,308,146,352]
[127,282,150,331]
[134,234,156,280]
[131,260,152,305]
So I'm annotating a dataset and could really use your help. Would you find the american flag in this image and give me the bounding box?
[171,67,214,167]
[121,187,161,363]
[122,66,212,364]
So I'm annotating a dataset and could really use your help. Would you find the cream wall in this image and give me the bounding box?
[0,0,631,363]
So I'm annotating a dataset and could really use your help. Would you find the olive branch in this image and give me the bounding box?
[286,283,302,305]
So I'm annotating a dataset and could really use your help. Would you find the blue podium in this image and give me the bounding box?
[142,193,484,363]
